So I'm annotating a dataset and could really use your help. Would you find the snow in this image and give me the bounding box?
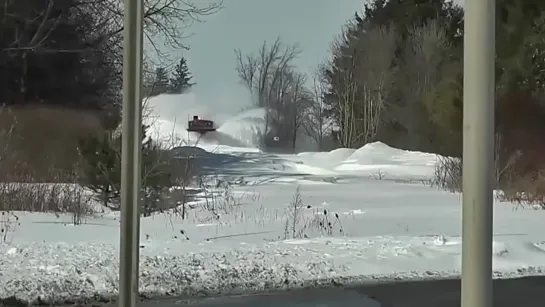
[1,93,545,305]
[143,92,267,150]
[287,143,437,181]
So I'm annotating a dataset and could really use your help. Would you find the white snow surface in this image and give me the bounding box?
[2,93,545,304]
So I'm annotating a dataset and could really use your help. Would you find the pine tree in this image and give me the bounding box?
[77,132,121,208]
[169,57,195,94]
[150,67,171,96]
[78,125,176,213]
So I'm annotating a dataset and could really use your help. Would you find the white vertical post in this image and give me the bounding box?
[461,0,495,307]
[119,0,144,306]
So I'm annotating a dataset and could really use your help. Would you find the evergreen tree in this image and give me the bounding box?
[0,0,119,108]
[169,57,194,94]
[496,1,545,94]
[149,67,171,96]
[361,0,464,44]
[77,132,121,208]
[78,125,177,213]
[322,0,465,153]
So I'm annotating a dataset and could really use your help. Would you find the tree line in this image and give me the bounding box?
[232,0,545,205]
[0,0,217,109]
[236,0,545,190]
[0,0,219,215]
[2,0,545,210]
[144,57,195,97]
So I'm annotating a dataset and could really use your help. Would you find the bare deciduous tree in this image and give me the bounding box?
[235,37,301,105]
[78,0,223,68]
[276,69,309,151]
[235,37,303,149]
[1,0,63,97]
[2,0,60,54]
[326,28,363,148]
[303,66,333,150]
[354,24,397,145]
[1,0,220,104]
[326,23,397,148]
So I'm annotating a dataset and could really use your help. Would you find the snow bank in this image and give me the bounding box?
[2,236,545,305]
[296,148,356,168]
[288,142,438,180]
[1,242,352,305]
[334,142,437,179]
[341,142,432,165]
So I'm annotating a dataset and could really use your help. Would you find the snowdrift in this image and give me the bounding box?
[288,142,439,180]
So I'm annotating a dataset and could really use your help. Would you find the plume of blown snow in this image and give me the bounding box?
[216,108,267,147]
[142,91,266,149]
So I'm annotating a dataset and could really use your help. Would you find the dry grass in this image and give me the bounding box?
[499,170,545,209]
[0,181,95,242]
[432,150,545,210]
[283,186,344,239]
[0,105,108,182]
[0,181,94,224]
[0,105,94,234]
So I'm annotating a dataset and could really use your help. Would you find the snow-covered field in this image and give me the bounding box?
[1,94,545,305]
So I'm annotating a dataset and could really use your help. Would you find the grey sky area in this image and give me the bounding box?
[165,0,464,112]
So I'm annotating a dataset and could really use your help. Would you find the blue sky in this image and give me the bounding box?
[165,0,464,111]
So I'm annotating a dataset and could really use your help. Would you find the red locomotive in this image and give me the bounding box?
[187,115,216,133]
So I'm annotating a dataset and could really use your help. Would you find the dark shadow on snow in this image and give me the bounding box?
[168,131,345,182]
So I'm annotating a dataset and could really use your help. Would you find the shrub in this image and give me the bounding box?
[500,170,545,209]
[78,124,189,216]
[0,181,93,225]
[77,131,121,208]
[431,155,462,192]
[431,142,545,210]
[284,186,306,239]
[283,186,344,239]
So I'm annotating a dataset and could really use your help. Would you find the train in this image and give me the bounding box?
[186,115,216,133]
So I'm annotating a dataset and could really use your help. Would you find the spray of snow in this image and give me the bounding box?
[143,92,266,150]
